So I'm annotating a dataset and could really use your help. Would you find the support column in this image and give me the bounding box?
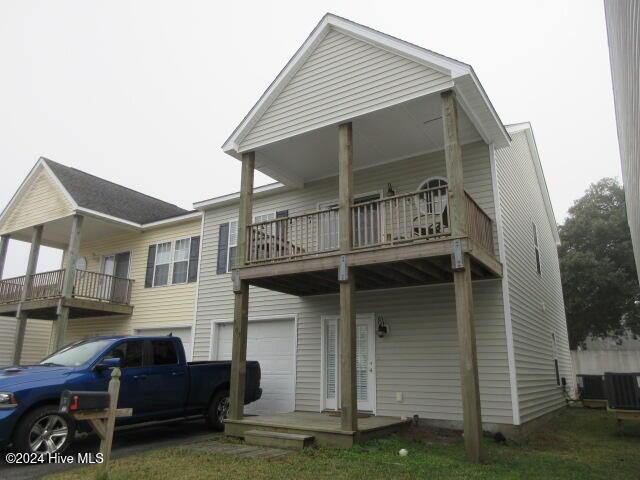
[338,122,357,432]
[229,151,254,421]
[13,226,43,365]
[52,214,84,352]
[0,234,9,279]
[442,90,483,463]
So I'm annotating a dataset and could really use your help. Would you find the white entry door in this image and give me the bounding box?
[322,315,376,412]
[216,318,295,415]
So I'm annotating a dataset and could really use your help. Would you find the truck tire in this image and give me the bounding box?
[13,405,76,454]
[206,389,230,431]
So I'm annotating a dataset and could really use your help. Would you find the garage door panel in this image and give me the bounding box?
[216,319,295,415]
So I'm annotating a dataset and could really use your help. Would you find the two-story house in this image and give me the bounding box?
[0,158,202,361]
[191,14,573,461]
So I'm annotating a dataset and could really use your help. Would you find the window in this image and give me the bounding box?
[103,341,143,368]
[552,334,560,386]
[172,238,191,284]
[153,242,172,286]
[227,220,238,272]
[147,237,200,287]
[226,213,276,272]
[532,223,542,275]
[151,340,178,365]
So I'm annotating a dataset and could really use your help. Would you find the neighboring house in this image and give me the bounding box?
[604,0,640,284]
[192,14,573,457]
[572,333,640,376]
[0,158,202,362]
[0,316,51,366]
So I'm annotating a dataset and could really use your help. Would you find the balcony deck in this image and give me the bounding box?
[238,187,501,296]
[0,269,134,320]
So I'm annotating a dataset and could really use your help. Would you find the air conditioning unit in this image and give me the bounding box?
[577,374,606,400]
[604,372,640,410]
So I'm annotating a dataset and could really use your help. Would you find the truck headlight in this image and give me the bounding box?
[0,392,17,408]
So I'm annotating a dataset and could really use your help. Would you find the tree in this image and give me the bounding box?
[559,178,640,349]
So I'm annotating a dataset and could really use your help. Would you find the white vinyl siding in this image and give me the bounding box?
[194,142,514,425]
[0,317,52,365]
[605,0,640,284]
[495,130,573,424]
[239,29,452,152]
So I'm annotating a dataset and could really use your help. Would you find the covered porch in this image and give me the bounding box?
[225,411,411,449]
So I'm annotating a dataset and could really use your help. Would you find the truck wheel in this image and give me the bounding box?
[206,390,230,431]
[13,405,76,454]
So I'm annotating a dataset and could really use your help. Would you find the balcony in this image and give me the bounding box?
[238,186,501,296]
[0,269,134,320]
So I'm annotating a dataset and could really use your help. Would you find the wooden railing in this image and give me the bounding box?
[0,275,25,304]
[242,186,495,265]
[74,270,133,305]
[246,207,340,264]
[26,269,65,300]
[0,269,133,305]
[464,192,494,254]
[351,186,449,249]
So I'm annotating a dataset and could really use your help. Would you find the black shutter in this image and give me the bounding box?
[188,236,200,283]
[216,223,229,274]
[145,245,156,288]
[276,210,289,218]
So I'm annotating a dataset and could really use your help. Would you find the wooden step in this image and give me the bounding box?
[244,430,315,450]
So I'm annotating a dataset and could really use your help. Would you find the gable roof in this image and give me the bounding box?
[40,158,191,224]
[223,13,510,157]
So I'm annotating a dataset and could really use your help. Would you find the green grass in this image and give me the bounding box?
[47,408,640,480]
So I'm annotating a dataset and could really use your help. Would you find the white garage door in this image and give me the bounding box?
[135,327,192,360]
[216,319,295,415]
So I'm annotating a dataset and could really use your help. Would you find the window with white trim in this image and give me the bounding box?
[153,242,172,286]
[226,213,276,272]
[532,222,542,275]
[172,238,191,284]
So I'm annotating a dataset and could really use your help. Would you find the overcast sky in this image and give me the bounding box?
[0,0,621,277]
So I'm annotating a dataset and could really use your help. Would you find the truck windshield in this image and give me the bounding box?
[40,339,113,367]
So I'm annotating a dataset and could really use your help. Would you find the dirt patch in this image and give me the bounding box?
[397,423,463,445]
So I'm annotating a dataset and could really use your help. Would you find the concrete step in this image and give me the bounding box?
[244,430,315,450]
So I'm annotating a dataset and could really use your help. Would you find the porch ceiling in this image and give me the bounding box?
[7,215,136,250]
[254,93,483,186]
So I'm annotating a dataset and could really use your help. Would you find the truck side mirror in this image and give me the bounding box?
[95,357,122,371]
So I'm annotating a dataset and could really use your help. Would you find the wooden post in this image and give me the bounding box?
[229,152,254,421]
[441,90,468,237]
[52,214,83,352]
[13,225,42,365]
[0,234,9,280]
[338,122,357,432]
[442,90,483,463]
[100,367,121,472]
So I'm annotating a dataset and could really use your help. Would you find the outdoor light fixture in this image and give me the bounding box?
[376,315,389,338]
[386,183,395,197]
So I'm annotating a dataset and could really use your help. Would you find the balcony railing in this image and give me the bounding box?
[0,269,134,305]
[245,186,495,265]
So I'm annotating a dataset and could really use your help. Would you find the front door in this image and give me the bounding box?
[322,315,376,412]
[102,252,131,301]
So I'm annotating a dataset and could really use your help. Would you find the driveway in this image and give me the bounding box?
[0,419,219,480]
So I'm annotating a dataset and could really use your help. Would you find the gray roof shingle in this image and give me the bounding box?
[42,158,191,224]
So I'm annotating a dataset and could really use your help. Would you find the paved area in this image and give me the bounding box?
[186,440,291,459]
[0,418,219,480]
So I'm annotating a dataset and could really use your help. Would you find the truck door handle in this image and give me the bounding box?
[133,374,147,380]
[171,371,185,377]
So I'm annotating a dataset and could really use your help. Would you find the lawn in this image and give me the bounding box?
[47,408,640,480]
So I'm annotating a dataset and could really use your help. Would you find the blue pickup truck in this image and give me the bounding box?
[0,335,261,454]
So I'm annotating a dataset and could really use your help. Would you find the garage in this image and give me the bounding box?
[215,317,295,415]
[135,326,193,360]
